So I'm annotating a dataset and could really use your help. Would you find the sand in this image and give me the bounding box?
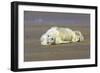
[24,24,90,62]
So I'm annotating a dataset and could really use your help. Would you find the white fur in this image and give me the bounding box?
[40,27,84,45]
